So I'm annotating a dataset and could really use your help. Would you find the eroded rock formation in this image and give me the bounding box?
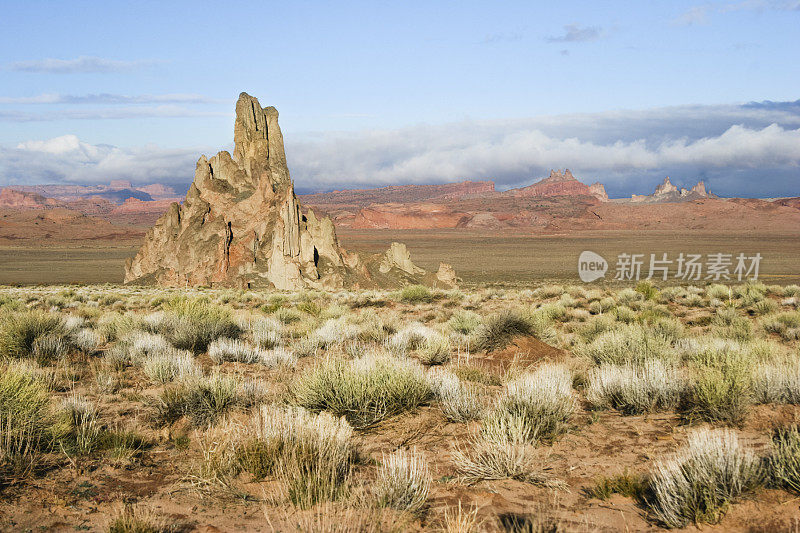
[630,177,712,203]
[124,93,455,290]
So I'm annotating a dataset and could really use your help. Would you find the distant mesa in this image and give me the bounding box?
[124,92,456,289]
[0,188,64,210]
[505,169,609,202]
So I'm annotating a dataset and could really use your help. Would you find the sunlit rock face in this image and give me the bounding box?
[125,92,456,290]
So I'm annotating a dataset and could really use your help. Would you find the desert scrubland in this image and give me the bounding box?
[2,281,800,531]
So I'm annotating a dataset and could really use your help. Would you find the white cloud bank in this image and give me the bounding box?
[1,101,799,198]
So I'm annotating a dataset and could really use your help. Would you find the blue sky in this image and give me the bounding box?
[1,0,799,197]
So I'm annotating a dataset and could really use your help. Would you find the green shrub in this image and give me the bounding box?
[399,285,434,304]
[448,310,482,335]
[0,310,66,361]
[292,353,431,428]
[768,425,800,494]
[585,471,646,500]
[635,281,659,301]
[151,373,242,428]
[162,297,240,353]
[55,396,102,456]
[710,307,753,342]
[683,353,752,425]
[472,311,533,352]
[0,363,52,479]
[297,300,322,317]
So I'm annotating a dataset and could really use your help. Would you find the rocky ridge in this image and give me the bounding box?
[124,93,455,290]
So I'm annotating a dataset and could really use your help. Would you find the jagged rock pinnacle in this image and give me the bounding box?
[124,92,455,290]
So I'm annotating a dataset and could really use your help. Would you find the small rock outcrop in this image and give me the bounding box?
[588,182,608,202]
[630,177,711,203]
[124,92,455,290]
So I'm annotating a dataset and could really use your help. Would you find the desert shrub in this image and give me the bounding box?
[275,307,302,325]
[388,323,449,364]
[314,317,360,348]
[706,284,731,301]
[373,448,430,513]
[0,310,66,361]
[70,327,100,354]
[0,363,52,478]
[258,346,297,368]
[453,364,502,386]
[617,288,644,305]
[635,281,660,301]
[710,307,753,342]
[121,332,173,363]
[239,405,353,508]
[427,368,483,422]
[683,351,752,425]
[472,311,533,352]
[577,315,616,343]
[586,360,684,414]
[752,299,778,316]
[31,334,69,363]
[248,317,282,349]
[585,471,646,500]
[783,285,800,297]
[292,352,431,428]
[153,373,243,428]
[578,323,674,365]
[768,425,800,494]
[752,359,800,404]
[96,312,141,343]
[298,300,323,317]
[295,335,321,358]
[183,373,241,427]
[55,396,101,455]
[648,317,686,343]
[208,338,263,364]
[612,305,637,324]
[417,331,451,365]
[162,297,241,353]
[485,363,575,445]
[452,415,562,487]
[102,428,150,462]
[142,349,201,384]
[588,301,603,315]
[108,503,170,533]
[399,285,434,304]
[448,310,482,335]
[645,428,763,528]
[761,311,800,341]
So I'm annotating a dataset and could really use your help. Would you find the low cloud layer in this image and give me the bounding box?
[7,56,153,74]
[1,135,203,186]
[1,100,799,198]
